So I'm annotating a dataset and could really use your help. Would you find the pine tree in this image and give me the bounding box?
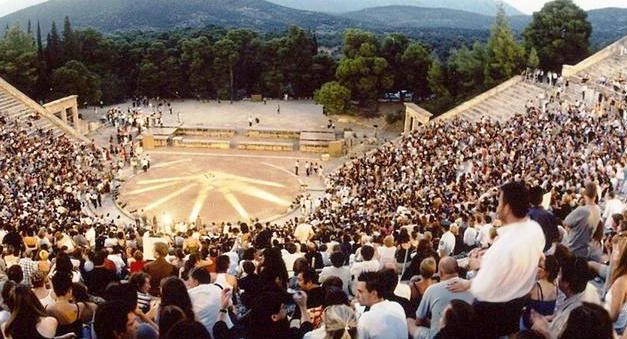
[484,4,524,86]
[46,21,63,69]
[62,16,78,61]
[527,47,540,69]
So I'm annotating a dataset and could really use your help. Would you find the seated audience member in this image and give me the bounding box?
[434,299,479,339]
[530,257,593,337]
[143,242,177,297]
[319,251,351,296]
[521,255,559,329]
[158,305,187,338]
[130,272,153,314]
[409,257,437,308]
[94,300,137,339]
[166,319,211,339]
[356,271,408,339]
[413,257,474,339]
[558,302,614,339]
[2,285,58,339]
[605,239,627,335]
[297,268,324,308]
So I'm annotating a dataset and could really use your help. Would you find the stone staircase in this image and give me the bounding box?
[435,76,548,123]
[0,77,85,140]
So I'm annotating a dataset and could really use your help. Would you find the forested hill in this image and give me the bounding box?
[265,0,523,16]
[0,0,357,33]
[340,6,532,31]
[0,0,625,51]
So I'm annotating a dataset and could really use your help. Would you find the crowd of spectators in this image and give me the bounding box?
[0,63,627,339]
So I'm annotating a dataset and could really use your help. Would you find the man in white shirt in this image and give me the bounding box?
[462,220,478,251]
[294,219,314,244]
[350,245,381,294]
[448,182,544,338]
[603,191,624,231]
[438,224,457,257]
[319,251,351,295]
[356,271,408,339]
[187,267,230,336]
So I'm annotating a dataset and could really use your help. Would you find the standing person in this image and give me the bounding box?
[277,104,280,114]
[143,242,177,296]
[563,182,601,258]
[528,186,560,253]
[447,182,545,338]
[295,160,299,176]
[355,271,408,339]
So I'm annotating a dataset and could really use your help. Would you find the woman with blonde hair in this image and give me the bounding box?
[323,305,357,339]
[378,235,396,270]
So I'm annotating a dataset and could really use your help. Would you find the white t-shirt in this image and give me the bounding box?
[357,300,408,339]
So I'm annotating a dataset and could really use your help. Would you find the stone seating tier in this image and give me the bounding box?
[237,140,294,151]
[246,128,300,139]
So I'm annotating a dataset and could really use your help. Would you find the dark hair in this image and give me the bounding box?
[159,305,187,338]
[559,302,613,339]
[5,285,47,339]
[529,186,544,206]
[216,255,230,273]
[129,272,151,292]
[323,286,349,307]
[7,265,23,284]
[51,270,73,297]
[93,249,107,266]
[242,260,256,275]
[190,267,211,284]
[161,277,195,320]
[381,268,399,295]
[436,299,477,339]
[357,271,385,299]
[330,251,345,268]
[361,245,375,261]
[166,319,211,339]
[300,268,318,285]
[94,301,135,339]
[1,281,17,310]
[259,247,289,288]
[72,283,90,303]
[500,181,529,218]
[514,330,546,339]
[250,291,285,334]
[560,257,591,294]
[544,255,560,282]
[104,283,138,309]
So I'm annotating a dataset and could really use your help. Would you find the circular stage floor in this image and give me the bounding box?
[118,151,306,225]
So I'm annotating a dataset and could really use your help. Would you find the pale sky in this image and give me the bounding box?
[1,0,627,17]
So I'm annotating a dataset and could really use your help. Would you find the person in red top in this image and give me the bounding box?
[130,250,145,273]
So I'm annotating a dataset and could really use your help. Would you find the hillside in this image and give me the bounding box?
[587,8,627,48]
[266,0,523,16]
[0,0,355,34]
[341,6,531,31]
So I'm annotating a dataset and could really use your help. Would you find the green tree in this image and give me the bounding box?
[336,29,392,110]
[51,60,101,103]
[484,5,525,86]
[523,0,592,71]
[382,33,410,93]
[0,25,38,94]
[314,81,352,115]
[401,42,432,100]
[427,60,450,99]
[214,38,239,101]
[527,47,540,69]
[62,16,79,62]
[181,36,215,98]
[448,43,487,96]
[46,21,63,69]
